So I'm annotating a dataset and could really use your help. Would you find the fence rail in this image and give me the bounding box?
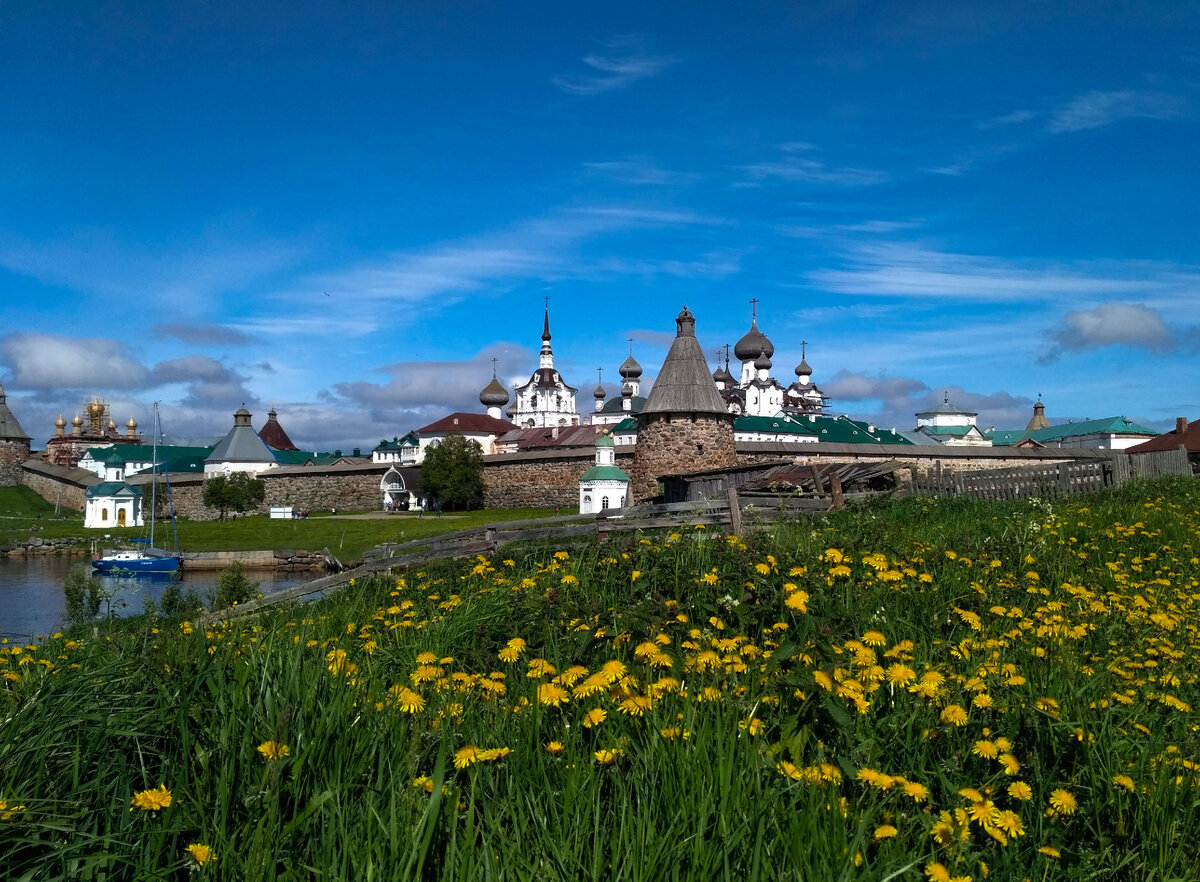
[907,447,1191,503]
[204,490,842,622]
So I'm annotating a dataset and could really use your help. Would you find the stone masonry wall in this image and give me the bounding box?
[132,470,388,520]
[1,440,30,487]
[733,448,1096,476]
[631,414,736,503]
[483,452,635,509]
[20,465,88,510]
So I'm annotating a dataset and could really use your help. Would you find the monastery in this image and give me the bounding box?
[0,303,1170,520]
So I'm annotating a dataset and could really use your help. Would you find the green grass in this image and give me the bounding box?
[0,486,550,562]
[2,477,1199,880]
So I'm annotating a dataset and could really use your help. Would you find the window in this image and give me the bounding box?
[601,496,609,509]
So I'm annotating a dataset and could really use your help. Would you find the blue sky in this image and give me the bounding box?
[2,1,1198,452]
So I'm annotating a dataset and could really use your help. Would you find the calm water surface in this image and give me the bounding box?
[0,556,309,640]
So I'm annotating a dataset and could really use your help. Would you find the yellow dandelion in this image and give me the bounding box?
[998,753,1020,775]
[903,780,930,803]
[130,785,172,812]
[582,707,607,728]
[1113,774,1135,792]
[873,823,899,840]
[1007,781,1033,801]
[537,683,570,707]
[594,747,623,765]
[256,740,290,761]
[785,591,809,612]
[546,741,565,755]
[972,739,999,759]
[184,843,216,866]
[453,745,481,770]
[861,630,886,647]
[1038,845,1061,858]
[925,863,952,882]
[1048,788,1077,815]
[940,704,968,726]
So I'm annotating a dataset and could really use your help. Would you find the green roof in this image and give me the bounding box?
[374,432,419,451]
[596,433,615,447]
[85,443,212,463]
[734,415,819,436]
[788,415,913,445]
[612,418,638,433]
[580,465,630,482]
[86,481,142,499]
[988,416,1157,447]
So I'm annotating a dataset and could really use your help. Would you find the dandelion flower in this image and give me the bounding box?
[1048,788,1077,815]
[498,638,526,663]
[903,780,930,803]
[130,785,172,812]
[546,741,564,755]
[861,630,886,647]
[185,843,215,866]
[537,683,570,707]
[925,863,951,882]
[594,748,623,765]
[454,745,481,770]
[785,591,809,612]
[256,740,290,761]
[1113,774,1135,792]
[1038,845,1061,858]
[873,824,899,840]
[972,739,999,759]
[1007,781,1033,801]
[940,704,968,726]
[998,753,1020,775]
[582,707,607,728]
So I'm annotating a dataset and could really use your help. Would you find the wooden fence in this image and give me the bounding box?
[204,490,845,621]
[908,447,1191,502]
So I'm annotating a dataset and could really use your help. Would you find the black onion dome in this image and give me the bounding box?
[734,319,773,361]
[480,376,510,407]
[593,384,606,400]
[795,358,812,377]
[619,353,643,379]
[754,349,772,371]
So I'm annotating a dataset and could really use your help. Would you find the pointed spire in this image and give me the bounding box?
[642,307,729,415]
[542,296,552,343]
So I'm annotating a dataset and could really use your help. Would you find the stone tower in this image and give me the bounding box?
[631,308,736,502]
[0,383,32,487]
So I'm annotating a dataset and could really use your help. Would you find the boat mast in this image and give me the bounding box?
[149,403,158,548]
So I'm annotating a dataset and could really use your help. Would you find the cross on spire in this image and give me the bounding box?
[597,367,603,383]
[801,340,807,359]
[749,297,758,321]
[628,337,634,355]
[491,357,498,378]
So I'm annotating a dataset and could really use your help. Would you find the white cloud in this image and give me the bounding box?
[740,155,886,188]
[1048,89,1188,133]
[809,243,1170,302]
[1,333,149,390]
[976,108,1036,129]
[1040,302,1176,362]
[553,36,679,95]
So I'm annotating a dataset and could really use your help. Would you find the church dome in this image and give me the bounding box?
[72,414,83,427]
[795,358,812,378]
[55,414,66,429]
[754,349,772,371]
[593,384,606,400]
[479,376,510,407]
[734,319,773,361]
[126,415,138,429]
[619,353,643,379]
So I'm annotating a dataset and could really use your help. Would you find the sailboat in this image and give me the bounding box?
[92,403,181,574]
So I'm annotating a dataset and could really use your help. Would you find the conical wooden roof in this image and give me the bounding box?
[0,383,30,442]
[641,309,729,416]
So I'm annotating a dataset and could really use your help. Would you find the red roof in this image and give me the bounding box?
[415,412,518,434]
[258,410,299,451]
[501,424,606,450]
[1126,418,1200,453]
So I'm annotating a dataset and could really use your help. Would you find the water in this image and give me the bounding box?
[0,556,311,640]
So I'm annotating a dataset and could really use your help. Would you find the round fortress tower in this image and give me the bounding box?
[630,307,736,503]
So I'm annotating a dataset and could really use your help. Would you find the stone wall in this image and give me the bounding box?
[1,439,30,487]
[631,413,736,503]
[732,442,1108,477]
[482,450,634,509]
[19,462,89,510]
[129,466,389,520]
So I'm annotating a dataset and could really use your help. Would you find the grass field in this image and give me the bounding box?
[2,478,1198,880]
[0,487,550,562]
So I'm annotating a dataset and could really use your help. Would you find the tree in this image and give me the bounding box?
[419,433,485,511]
[202,472,266,520]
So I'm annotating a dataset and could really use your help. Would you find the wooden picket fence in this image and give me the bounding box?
[908,447,1191,503]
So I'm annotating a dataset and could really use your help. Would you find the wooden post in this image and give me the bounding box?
[1057,462,1070,496]
[829,472,845,510]
[727,486,742,536]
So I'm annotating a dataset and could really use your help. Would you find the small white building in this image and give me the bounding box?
[579,432,630,514]
[84,481,144,529]
[912,394,993,447]
[204,407,280,475]
[372,432,420,465]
